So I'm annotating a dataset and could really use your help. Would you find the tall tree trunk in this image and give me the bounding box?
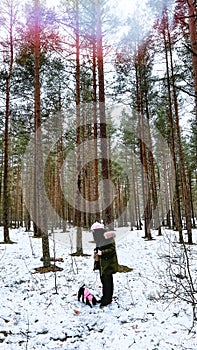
[163,156,171,228]
[33,0,50,267]
[93,33,100,222]
[75,0,83,254]
[3,77,11,242]
[16,164,23,228]
[3,2,15,243]
[162,12,183,242]
[188,0,197,130]
[188,170,196,228]
[96,0,113,228]
[135,64,152,239]
[167,25,193,243]
[58,120,67,232]
[145,95,160,232]
[54,150,61,227]
[187,0,197,212]
[131,155,138,229]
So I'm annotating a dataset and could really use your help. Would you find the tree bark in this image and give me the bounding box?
[3,2,15,243]
[135,63,152,240]
[33,0,50,267]
[96,0,113,228]
[187,0,197,185]
[93,30,100,222]
[162,11,183,242]
[167,17,193,243]
[75,0,83,254]
[188,0,197,123]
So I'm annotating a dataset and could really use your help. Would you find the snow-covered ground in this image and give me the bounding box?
[0,225,197,349]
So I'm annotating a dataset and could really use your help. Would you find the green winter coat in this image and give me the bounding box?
[93,230,118,275]
[99,241,118,275]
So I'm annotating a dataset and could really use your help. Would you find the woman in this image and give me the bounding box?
[91,222,118,308]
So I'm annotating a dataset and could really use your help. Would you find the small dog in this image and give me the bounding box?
[78,284,98,308]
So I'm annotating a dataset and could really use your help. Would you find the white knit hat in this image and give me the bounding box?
[91,222,104,230]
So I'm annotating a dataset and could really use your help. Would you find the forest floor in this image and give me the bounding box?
[0,225,197,349]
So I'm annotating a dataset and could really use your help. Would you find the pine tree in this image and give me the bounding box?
[0,0,19,243]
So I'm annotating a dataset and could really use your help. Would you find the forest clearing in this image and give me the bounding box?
[0,225,197,349]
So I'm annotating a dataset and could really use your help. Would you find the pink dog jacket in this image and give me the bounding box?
[84,288,93,302]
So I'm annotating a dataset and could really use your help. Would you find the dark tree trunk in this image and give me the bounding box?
[3,77,11,243]
[135,64,152,240]
[3,3,15,243]
[162,11,183,242]
[188,0,197,130]
[96,0,113,228]
[167,17,193,243]
[33,0,50,267]
[145,95,160,231]
[75,0,83,254]
[93,36,100,222]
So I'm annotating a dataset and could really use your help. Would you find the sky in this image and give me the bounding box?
[44,0,147,17]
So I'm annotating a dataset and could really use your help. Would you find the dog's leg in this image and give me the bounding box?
[78,290,81,301]
[92,296,97,305]
[78,287,83,302]
[86,299,92,308]
[78,285,86,303]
